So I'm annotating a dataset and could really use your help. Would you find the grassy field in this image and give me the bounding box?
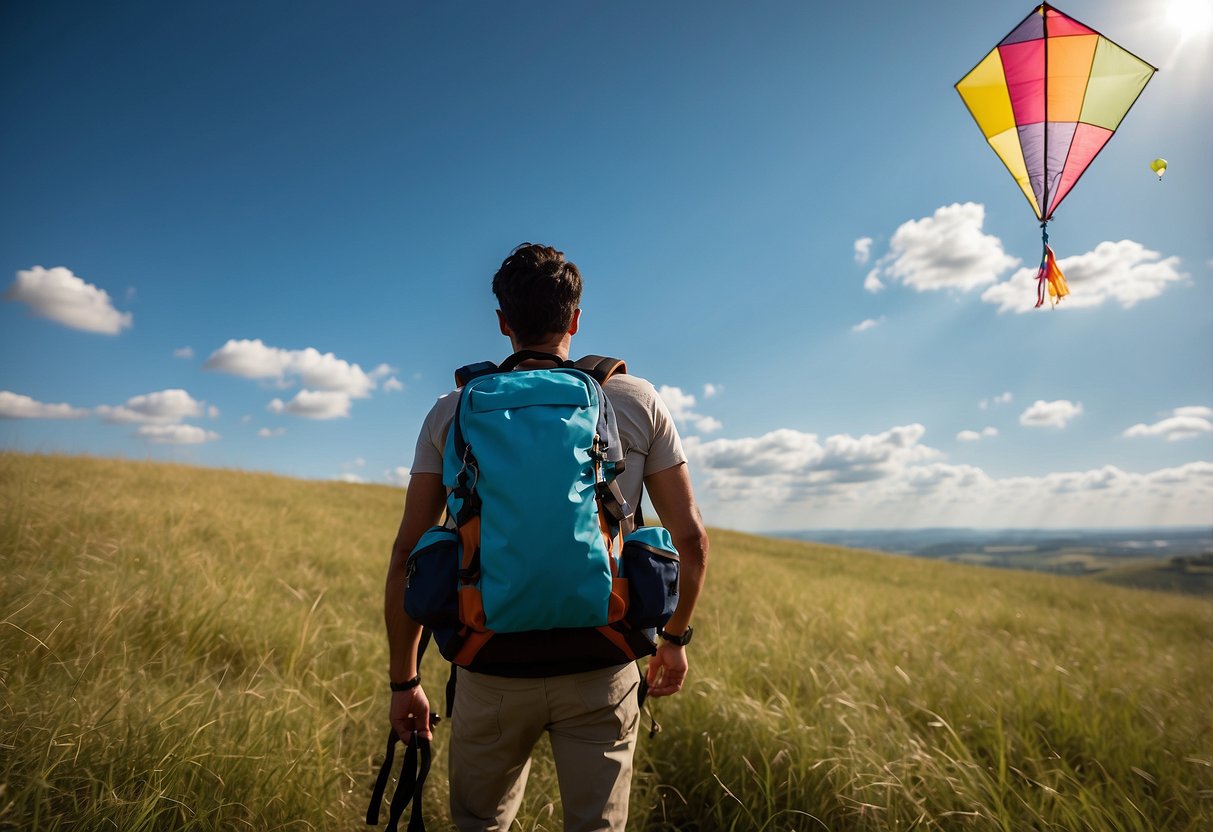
[2,452,1211,831]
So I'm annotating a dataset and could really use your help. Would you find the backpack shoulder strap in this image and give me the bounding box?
[573,355,627,384]
[453,361,498,388]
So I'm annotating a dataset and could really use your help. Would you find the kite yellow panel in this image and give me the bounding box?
[956,49,1016,139]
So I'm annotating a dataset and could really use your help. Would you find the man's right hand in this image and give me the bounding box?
[390,686,433,740]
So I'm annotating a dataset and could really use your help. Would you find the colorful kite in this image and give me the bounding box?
[955,4,1156,307]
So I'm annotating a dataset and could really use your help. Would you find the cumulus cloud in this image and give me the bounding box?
[685,424,940,503]
[1123,406,1213,441]
[854,237,874,265]
[981,240,1187,313]
[703,383,721,399]
[136,424,220,444]
[335,473,366,484]
[383,376,404,393]
[979,392,1013,410]
[173,347,194,359]
[866,203,1019,293]
[852,317,884,333]
[4,266,133,334]
[204,339,381,397]
[685,420,1213,529]
[0,391,90,419]
[957,427,998,442]
[268,389,351,420]
[1019,400,1083,429]
[96,389,205,424]
[386,466,411,487]
[658,385,723,435]
[257,427,286,438]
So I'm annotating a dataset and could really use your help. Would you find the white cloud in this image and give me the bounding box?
[1019,400,1083,429]
[658,385,723,435]
[136,424,220,444]
[257,427,286,438]
[0,391,90,420]
[685,420,1213,529]
[173,347,194,359]
[685,424,940,504]
[851,317,883,333]
[980,391,1013,410]
[703,383,721,399]
[383,376,404,393]
[335,473,366,484]
[853,237,873,265]
[868,203,1019,293]
[981,240,1187,314]
[1123,407,1213,441]
[4,266,133,334]
[957,427,998,442]
[204,339,380,397]
[386,466,411,487]
[268,389,351,420]
[97,389,205,424]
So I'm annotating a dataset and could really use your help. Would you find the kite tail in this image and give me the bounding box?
[1034,225,1070,309]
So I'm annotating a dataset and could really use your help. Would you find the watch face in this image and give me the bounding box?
[662,626,692,645]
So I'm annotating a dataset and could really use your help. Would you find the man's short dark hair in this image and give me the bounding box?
[492,243,583,346]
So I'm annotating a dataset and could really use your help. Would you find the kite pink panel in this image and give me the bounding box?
[1044,8,1095,38]
[1047,122,1113,217]
[999,39,1045,126]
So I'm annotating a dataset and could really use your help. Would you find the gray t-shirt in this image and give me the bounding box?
[411,372,687,510]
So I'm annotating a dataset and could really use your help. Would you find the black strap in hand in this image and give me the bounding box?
[366,729,431,831]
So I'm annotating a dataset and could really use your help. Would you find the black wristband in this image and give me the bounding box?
[390,674,421,692]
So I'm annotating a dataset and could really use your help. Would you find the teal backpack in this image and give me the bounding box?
[404,351,679,668]
[377,352,680,830]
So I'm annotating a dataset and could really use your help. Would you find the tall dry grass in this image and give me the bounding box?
[2,453,1210,830]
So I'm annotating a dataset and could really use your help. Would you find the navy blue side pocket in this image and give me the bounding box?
[621,526,680,630]
[404,526,462,629]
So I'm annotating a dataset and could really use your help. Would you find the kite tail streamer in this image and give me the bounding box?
[1034,225,1070,309]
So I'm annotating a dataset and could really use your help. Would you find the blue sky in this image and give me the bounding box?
[2,0,1210,531]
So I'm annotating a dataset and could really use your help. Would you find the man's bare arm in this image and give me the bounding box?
[643,462,709,697]
[384,471,446,738]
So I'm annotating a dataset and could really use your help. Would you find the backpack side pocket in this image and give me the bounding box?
[404,526,462,629]
[620,526,680,630]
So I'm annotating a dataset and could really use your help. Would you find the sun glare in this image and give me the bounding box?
[1166,0,1213,34]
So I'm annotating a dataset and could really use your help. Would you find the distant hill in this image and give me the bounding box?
[777,526,1213,596]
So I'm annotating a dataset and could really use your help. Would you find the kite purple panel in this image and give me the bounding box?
[1000,11,1043,46]
[1017,121,1046,215]
[1044,121,1077,220]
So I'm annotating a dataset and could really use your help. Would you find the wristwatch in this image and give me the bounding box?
[658,626,693,646]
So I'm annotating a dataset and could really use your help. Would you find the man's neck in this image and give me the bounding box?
[512,334,572,363]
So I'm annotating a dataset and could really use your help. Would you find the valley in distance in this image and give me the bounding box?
[776,526,1213,596]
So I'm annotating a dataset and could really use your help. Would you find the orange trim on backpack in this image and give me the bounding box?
[459,585,487,631]
[608,577,628,624]
[596,625,638,661]
[452,629,494,667]
[457,516,486,630]
[458,516,480,572]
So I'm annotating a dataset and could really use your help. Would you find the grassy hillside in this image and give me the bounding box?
[2,453,1210,830]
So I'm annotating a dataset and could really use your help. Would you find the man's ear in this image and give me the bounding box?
[496,310,512,338]
[568,308,580,336]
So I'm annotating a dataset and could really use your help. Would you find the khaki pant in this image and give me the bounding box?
[449,662,641,832]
